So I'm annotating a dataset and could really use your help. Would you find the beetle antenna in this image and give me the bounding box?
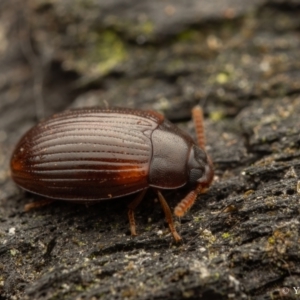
[174,184,203,217]
[192,106,206,149]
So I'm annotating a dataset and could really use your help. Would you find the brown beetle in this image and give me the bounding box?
[10,106,213,241]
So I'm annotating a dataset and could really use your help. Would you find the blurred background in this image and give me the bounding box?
[2,0,300,139]
[1,1,300,299]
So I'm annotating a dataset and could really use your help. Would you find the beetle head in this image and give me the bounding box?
[187,145,214,190]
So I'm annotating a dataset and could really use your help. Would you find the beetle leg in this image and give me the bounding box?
[156,190,182,242]
[127,189,147,236]
[24,199,55,212]
[192,105,205,149]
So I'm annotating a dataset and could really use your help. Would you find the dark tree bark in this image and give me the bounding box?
[1,1,300,299]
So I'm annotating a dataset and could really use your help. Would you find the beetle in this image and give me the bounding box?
[10,106,214,241]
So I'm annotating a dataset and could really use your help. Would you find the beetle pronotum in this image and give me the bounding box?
[10,106,213,241]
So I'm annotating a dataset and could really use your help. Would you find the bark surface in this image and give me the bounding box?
[1,1,300,299]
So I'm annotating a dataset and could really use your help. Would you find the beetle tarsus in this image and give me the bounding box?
[156,190,182,242]
[128,210,137,236]
[24,199,55,212]
[127,189,147,236]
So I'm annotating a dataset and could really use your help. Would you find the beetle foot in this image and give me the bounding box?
[170,227,182,242]
[24,199,55,212]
